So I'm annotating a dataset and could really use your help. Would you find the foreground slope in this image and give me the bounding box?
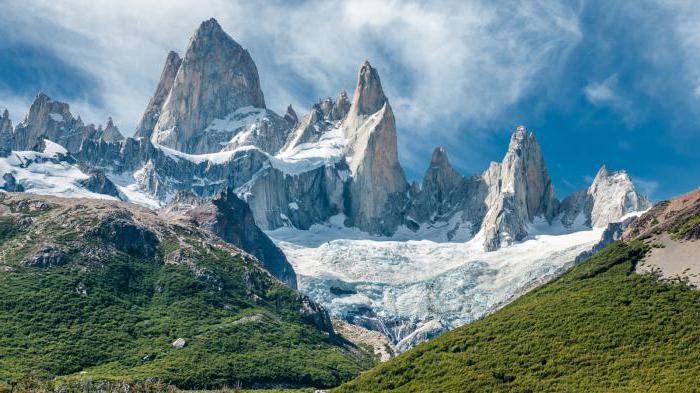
[337,197,700,392]
[0,193,373,389]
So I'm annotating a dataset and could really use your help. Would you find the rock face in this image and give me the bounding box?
[151,18,266,153]
[10,94,120,153]
[0,109,12,157]
[77,166,121,198]
[134,51,182,140]
[13,93,81,151]
[587,165,651,227]
[6,18,652,256]
[479,126,559,250]
[98,117,124,143]
[559,165,651,228]
[406,147,487,239]
[1,173,24,192]
[343,61,408,235]
[623,189,700,241]
[186,188,298,288]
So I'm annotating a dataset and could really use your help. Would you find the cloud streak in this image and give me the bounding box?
[0,1,582,144]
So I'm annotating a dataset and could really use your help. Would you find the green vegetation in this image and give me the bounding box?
[0,204,373,390]
[672,214,700,240]
[337,240,700,392]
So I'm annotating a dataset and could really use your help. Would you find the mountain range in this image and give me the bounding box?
[0,17,656,375]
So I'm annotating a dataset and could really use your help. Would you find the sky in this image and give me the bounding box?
[1,0,699,201]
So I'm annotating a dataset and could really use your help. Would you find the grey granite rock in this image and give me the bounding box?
[480,126,559,251]
[342,61,409,235]
[0,109,12,157]
[134,50,182,140]
[152,18,266,153]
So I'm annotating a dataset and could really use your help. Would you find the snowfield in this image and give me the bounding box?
[268,215,605,350]
[0,140,160,208]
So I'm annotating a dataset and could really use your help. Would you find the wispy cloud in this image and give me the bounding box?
[0,0,582,141]
[584,74,639,126]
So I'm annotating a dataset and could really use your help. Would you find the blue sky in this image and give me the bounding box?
[1,0,699,201]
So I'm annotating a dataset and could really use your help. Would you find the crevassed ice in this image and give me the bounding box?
[267,215,604,350]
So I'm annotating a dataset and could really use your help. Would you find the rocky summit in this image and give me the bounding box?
[0,18,652,356]
[151,18,267,154]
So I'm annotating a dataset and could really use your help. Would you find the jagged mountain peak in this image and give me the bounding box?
[166,50,181,62]
[134,50,183,140]
[349,60,387,117]
[151,18,266,153]
[586,165,651,227]
[430,146,450,167]
[186,18,246,61]
[284,104,298,125]
[479,125,558,250]
[194,17,225,36]
[101,116,124,142]
[595,164,609,179]
[0,109,12,157]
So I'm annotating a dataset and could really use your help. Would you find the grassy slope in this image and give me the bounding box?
[337,240,700,392]
[0,205,373,390]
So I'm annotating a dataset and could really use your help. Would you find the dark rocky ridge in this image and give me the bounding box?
[185,188,298,289]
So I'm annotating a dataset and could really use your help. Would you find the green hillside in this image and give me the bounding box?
[337,239,700,392]
[0,194,373,390]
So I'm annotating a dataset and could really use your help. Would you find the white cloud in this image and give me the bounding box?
[584,74,639,126]
[0,0,583,172]
[584,74,622,105]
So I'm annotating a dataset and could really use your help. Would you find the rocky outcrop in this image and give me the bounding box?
[284,105,298,126]
[559,165,651,228]
[77,165,121,198]
[89,210,159,259]
[623,189,700,241]
[588,165,651,227]
[0,109,12,157]
[1,173,24,192]
[10,94,124,153]
[134,51,182,140]
[220,108,293,155]
[479,126,559,251]
[151,18,267,153]
[186,188,298,288]
[24,245,67,268]
[97,117,124,143]
[13,93,86,152]
[406,147,488,239]
[343,62,408,235]
[280,96,346,153]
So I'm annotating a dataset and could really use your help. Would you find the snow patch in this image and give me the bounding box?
[271,127,346,175]
[205,106,267,135]
[49,113,64,122]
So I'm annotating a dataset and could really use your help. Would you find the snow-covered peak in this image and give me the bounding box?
[587,165,651,227]
[479,126,558,251]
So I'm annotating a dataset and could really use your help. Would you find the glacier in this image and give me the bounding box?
[268,215,605,351]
